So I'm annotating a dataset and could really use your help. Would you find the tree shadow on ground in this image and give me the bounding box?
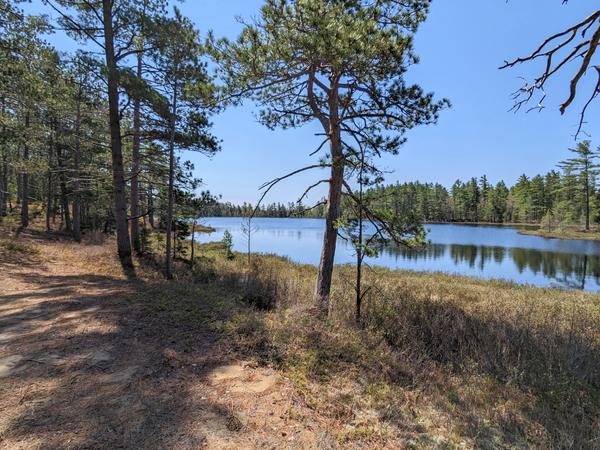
[0,270,250,449]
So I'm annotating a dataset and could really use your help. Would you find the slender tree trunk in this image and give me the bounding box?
[355,151,365,324]
[165,84,178,279]
[0,99,6,221]
[21,112,30,228]
[191,222,195,262]
[314,134,343,316]
[57,145,71,232]
[45,134,53,232]
[356,249,362,323]
[584,169,590,231]
[72,88,82,242]
[16,164,21,205]
[102,0,133,268]
[247,217,251,267]
[0,150,7,220]
[52,196,59,225]
[147,184,155,228]
[130,2,147,255]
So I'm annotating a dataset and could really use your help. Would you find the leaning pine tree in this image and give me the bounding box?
[215,0,448,316]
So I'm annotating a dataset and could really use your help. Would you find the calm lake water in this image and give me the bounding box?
[195,217,600,292]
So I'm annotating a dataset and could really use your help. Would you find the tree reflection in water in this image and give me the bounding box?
[379,243,600,291]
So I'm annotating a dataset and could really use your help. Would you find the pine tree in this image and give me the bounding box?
[214,0,447,316]
[558,141,600,231]
[146,7,219,279]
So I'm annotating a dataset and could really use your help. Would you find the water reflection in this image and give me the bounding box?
[380,243,600,291]
[195,218,600,292]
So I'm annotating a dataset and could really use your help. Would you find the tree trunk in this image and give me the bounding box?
[0,99,6,221]
[102,0,133,268]
[191,222,195,262]
[21,112,30,228]
[313,81,343,317]
[52,196,59,226]
[355,155,365,324]
[0,150,7,220]
[130,5,146,255]
[314,136,343,316]
[247,217,251,267]
[72,88,82,242]
[165,84,178,280]
[147,184,155,228]
[57,145,71,232]
[16,164,21,205]
[45,135,53,232]
[584,170,590,231]
[356,248,362,323]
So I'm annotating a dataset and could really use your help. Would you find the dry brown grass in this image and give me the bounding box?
[521,226,600,242]
[3,224,599,448]
[183,244,600,449]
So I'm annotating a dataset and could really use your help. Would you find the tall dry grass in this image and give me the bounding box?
[187,246,600,448]
[101,232,600,447]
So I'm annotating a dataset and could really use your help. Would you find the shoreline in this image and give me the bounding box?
[199,216,600,242]
[519,227,600,242]
[202,216,540,230]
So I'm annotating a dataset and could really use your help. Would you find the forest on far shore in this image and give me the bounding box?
[209,140,600,229]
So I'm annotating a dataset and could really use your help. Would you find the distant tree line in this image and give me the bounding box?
[211,141,600,229]
[205,201,325,218]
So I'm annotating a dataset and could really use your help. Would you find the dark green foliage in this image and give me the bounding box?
[211,154,600,230]
[222,230,234,259]
[0,0,219,258]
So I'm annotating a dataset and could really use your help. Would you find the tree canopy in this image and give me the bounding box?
[214,0,448,314]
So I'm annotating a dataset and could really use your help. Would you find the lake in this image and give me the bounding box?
[194,217,600,292]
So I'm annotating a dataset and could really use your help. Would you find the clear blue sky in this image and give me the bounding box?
[27,1,600,204]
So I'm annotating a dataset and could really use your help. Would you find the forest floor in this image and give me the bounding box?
[1,226,600,449]
[0,229,335,449]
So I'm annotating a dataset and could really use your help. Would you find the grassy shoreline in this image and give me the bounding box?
[191,223,216,233]
[519,227,600,241]
[3,228,600,448]
[180,238,600,448]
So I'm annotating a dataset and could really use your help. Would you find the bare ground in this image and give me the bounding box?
[0,232,337,449]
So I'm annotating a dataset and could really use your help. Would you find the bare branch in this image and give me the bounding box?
[251,163,329,219]
[501,9,600,138]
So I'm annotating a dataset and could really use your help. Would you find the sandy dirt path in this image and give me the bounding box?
[0,235,336,449]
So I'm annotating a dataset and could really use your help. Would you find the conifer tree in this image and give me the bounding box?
[146,8,219,279]
[215,0,447,316]
[558,141,599,230]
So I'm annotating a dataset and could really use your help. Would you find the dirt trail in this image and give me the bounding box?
[0,236,335,449]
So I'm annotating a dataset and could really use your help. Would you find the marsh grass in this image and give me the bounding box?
[521,225,600,242]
